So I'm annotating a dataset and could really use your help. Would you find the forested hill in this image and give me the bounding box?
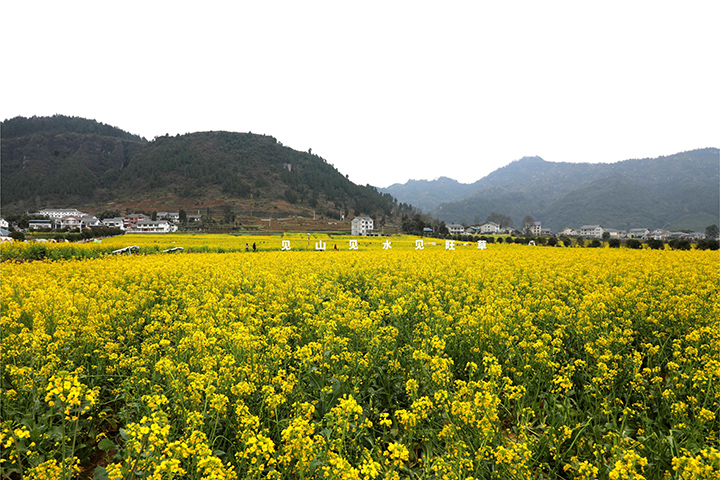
[410,149,719,232]
[1,115,145,142]
[1,116,405,219]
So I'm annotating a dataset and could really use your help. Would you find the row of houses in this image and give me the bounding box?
[448,220,707,241]
[20,209,198,234]
[557,225,707,240]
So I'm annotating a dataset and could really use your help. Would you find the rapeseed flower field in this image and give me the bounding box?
[1,238,718,479]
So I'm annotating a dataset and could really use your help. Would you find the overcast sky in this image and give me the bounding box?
[2,1,718,188]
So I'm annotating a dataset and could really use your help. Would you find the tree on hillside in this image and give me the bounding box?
[523,215,535,235]
[706,224,719,239]
[97,210,121,220]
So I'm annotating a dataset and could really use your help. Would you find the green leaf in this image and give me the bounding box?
[98,438,115,451]
[93,466,110,480]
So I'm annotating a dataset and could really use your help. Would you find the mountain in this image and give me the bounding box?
[386,149,719,232]
[1,115,406,220]
[381,177,476,212]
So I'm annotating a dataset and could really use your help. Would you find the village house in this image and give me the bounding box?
[559,227,577,237]
[579,225,605,238]
[29,219,54,230]
[0,228,12,242]
[60,215,82,230]
[157,212,181,222]
[603,228,624,239]
[102,217,125,230]
[187,214,202,223]
[478,222,501,234]
[525,221,542,236]
[446,223,465,235]
[131,219,177,233]
[0,218,9,229]
[650,229,671,241]
[38,208,86,219]
[351,216,374,236]
[81,215,102,229]
[123,213,151,229]
[628,228,650,239]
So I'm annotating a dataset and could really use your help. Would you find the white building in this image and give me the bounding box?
[131,219,177,233]
[579,225,604,238]
[60,215,82,230]
[0,218,8,229]
[604,228,623,239]
[446,223,465,235]
[38,208,85,219]
[81,215,102,228]
[628,228,650,239]
[351,216,374,236]
[102,217,125,230]
[559,227,577,236]
[651,229,671,241]
[29,219,54,230]
[477,222,501,234]
[524,221,542,236]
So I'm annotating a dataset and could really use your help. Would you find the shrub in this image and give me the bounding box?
[697,239,720,250]
[646,239,665,250]
[668,239,691,251]
[626,239,642,249]
[608,239,621,248]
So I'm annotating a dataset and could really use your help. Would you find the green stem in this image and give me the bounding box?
[69,402,82,478]
[127,434,148,480]
[9,430,24,479]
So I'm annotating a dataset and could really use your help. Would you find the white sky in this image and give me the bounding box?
[2,1,718,188]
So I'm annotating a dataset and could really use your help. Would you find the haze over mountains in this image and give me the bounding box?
[381,149,719,232]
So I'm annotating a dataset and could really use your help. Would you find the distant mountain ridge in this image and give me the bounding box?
[382,149,719,232]
[1,115,405,220]
[381,177,476,212]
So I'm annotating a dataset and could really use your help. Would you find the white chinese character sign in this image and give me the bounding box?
[275,236,494,252]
